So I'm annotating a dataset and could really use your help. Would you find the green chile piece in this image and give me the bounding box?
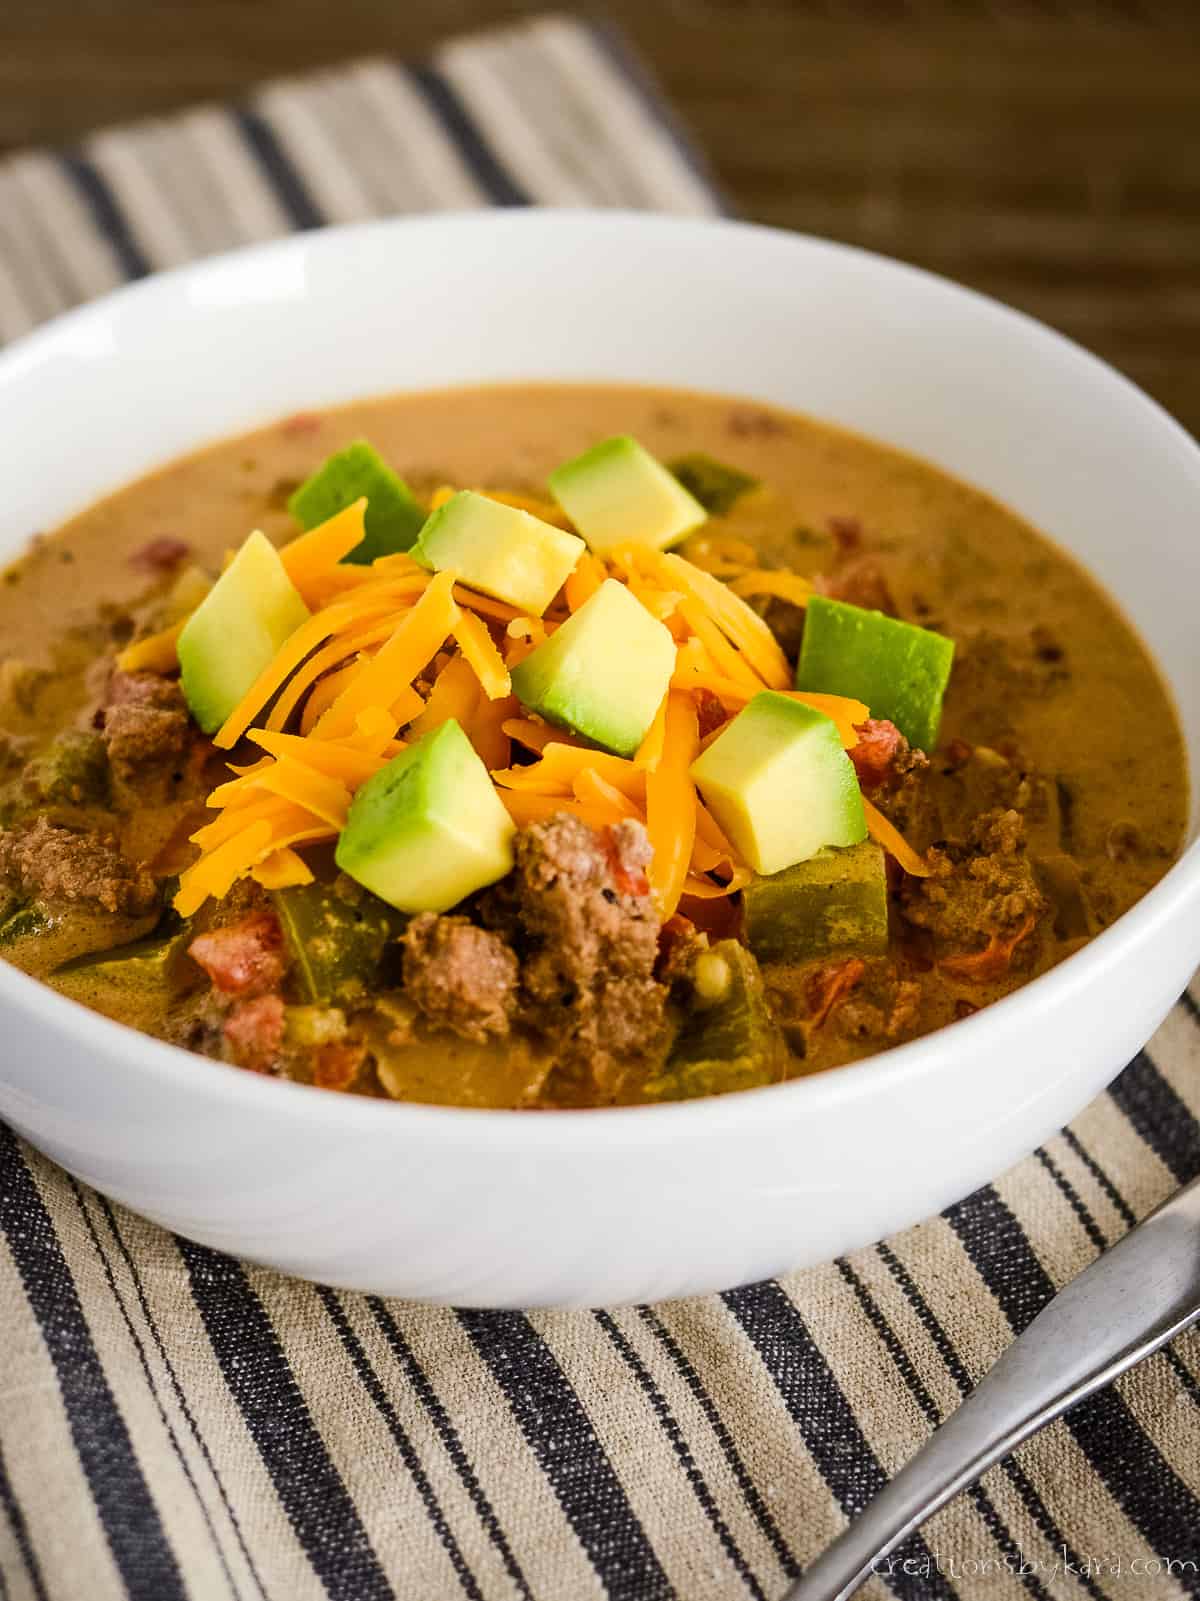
[742,840,889,965]
[53,929,194,991]
[668,453,758,516]
[0,902,59,949]
[50,928,199,1033]
[647,941,782,1102]
[22,731,110,807]
[1033,854,1095,940]
[271,880,408,1005]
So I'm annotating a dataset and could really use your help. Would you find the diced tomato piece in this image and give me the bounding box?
[129,536,191,573]
[600,825,650,899]
[944,737,973,769]
[806,957,866,1029]
[940,913,1036,983]
[189,911,287,997]
[827,514,863,554]
[692,688,728,741]
[848,719,907,791]
[313,1040,367,1091]
[223,993,284,1071]
[281,411,323,436]
[815,559,897,616]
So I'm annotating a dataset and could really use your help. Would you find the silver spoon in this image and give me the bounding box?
[783,1173,1200,1601]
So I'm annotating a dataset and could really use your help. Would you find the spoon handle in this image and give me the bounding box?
[783,1175,1200,1601]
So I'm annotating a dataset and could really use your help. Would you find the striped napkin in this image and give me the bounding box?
[2,14,1199,1600]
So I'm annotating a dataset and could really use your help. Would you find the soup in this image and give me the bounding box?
[0,385,1186,1106]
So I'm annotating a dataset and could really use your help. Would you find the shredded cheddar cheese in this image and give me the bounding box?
[728,570,814,608]
[452,611,511,700]
[176,488,927,927]
[279,499,368,596]
[312,571,459,740]
[463,691,516,771]
[564,553,605,612]
[862,797,932,878]
[644,692,699,919]
[498,790,627,832]
[409,654,479,740]
[573,768,643,821]
[251,847,316,890]
[658,553,791,688]
[116,619,186,675]
[634,695,668,772]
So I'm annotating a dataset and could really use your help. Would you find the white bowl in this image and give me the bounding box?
[1,212,1198,1308]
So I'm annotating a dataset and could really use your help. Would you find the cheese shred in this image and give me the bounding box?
[176,503,920,922]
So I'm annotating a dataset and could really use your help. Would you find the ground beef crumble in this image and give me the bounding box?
[401,913,518,1043]
[476,814,668,1095]
[100,671,191,787]
[900,806,1047,959]
[0,816,158,916]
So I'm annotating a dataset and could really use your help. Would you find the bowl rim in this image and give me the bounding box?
[0,206,1197,1146]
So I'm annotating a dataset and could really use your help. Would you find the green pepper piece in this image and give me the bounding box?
[668,453,759,516]
[0,902,58,948]
[53,928,194,988]
[271,879,408,1004]
[49,928,196,1031]
[646,940,783,1102]
[1033,854,1096,940]
[21,730,110,808]
[288,440,425,562]
[742,840,889,965]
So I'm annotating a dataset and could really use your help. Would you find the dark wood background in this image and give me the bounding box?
[2,1,1197,433]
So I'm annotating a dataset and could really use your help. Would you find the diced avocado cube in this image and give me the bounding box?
[690,691,866,875]
[510,579,675,757]
[646,941,781,1101]
[335,719,515,914]
[271,878,407,1004]
[742,840,889,964]
[668,453,758,516]
[178,530,309,734]
[548,435,707,554]
[288,440,424,562]
[796,596,954,753]
[412,491,584,616]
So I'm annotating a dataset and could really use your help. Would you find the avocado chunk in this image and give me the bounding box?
[646,941,782,1101]
[335,719,515,914]
[412,491,584,616]
[177,531,309,734]
[668,453,758,517]
[510,579,675,757]
[548,435,707,554]
[271,878,407,1004]
[690,692,866,876]
[743,840,888,964]
[288,440,424,562]
[796,596,954,754]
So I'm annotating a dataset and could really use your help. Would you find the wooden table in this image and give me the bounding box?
[3,0,1198,433]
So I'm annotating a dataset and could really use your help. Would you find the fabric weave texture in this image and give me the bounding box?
[0,14,1198,1600]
